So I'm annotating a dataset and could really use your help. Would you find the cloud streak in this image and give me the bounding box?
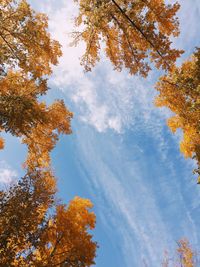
[73,121,200,266]
[42,0,172,134]
[32,1,200,266]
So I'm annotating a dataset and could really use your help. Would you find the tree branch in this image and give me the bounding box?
[110,0,171,69]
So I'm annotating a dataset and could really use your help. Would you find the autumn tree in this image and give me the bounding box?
[0,70,73,172]
[0,0,61,79]
[155,48,200,182]
[0,2,97,266]
[0,172,97,267]
[72,0,183,76]
[0,0,72,172]
[162,239,199,267]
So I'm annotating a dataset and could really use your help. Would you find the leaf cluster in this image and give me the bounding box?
[0,173,97,267]
[0,1,97,266]
[0,0,73,173]
[155,48,200,182]
[73,0,183,76]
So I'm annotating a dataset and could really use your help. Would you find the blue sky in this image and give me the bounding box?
[1,1,200,266]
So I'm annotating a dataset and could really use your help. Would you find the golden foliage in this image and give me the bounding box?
[72,0,183,76]
[22,99,72,171]
[0,71,49,136]
[162,239,199,267]
[0,2,97,266]
[0,173,97,267]
[0,137,4,149]
[155,49,200,181]
[176,239,194,267]
[0,69,73,173]
[0,0,61,79]
[0,1,73,174]
[33,197,97,267]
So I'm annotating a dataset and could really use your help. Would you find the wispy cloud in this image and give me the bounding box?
[42,0,173,134]
[35,0,200,136]
[32,1,200,266]
[0,161,18,185]
[74,123,200,266]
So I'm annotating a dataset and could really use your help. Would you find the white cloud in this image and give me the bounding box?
[38,0,171,134]
[34,0,200,136]
[31,2,200,266]
[75,125,199,266]
[0,161,18,185]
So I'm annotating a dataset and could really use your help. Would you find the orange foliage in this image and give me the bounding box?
[0,173,97,266]
[155,49,200,182]
[0,137,4,149]
[22,99,72,171]
[72,0,183,76]
[176,239,194,267]
[0,2,97,267]
[162,239,199,267]
[0,0,61,79]
[0,1,73,174]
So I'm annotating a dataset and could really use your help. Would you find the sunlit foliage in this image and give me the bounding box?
[155,49,200,182]
[0,172,97,267]
[0,2,97,266]
[0,0,61,79]
[162,239,199,267]
[72,0,183,76]
[0,0,72,173]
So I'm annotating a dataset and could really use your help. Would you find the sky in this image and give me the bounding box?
[1,1,200,266]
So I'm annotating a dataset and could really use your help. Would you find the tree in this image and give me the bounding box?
[0,172,97,267]
[0,68,73,175]
[155,48,200,182]
[0,0,61,80]
[0,70,73,172]
[162,239,199,267]
[0,0,73,173]
[0,2,97,266]
[176,239,195,267]
[23,98,73,172]
[72,0,183,76]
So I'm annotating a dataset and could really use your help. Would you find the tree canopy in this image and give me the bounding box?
[0,1,97,266]
[0,0,61,79]
[155,48,200,182]
[0,172,97,267]
[0,0,199,266]
[162,239,199,267]
[0,0,73,173]
[72,0,183,76]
